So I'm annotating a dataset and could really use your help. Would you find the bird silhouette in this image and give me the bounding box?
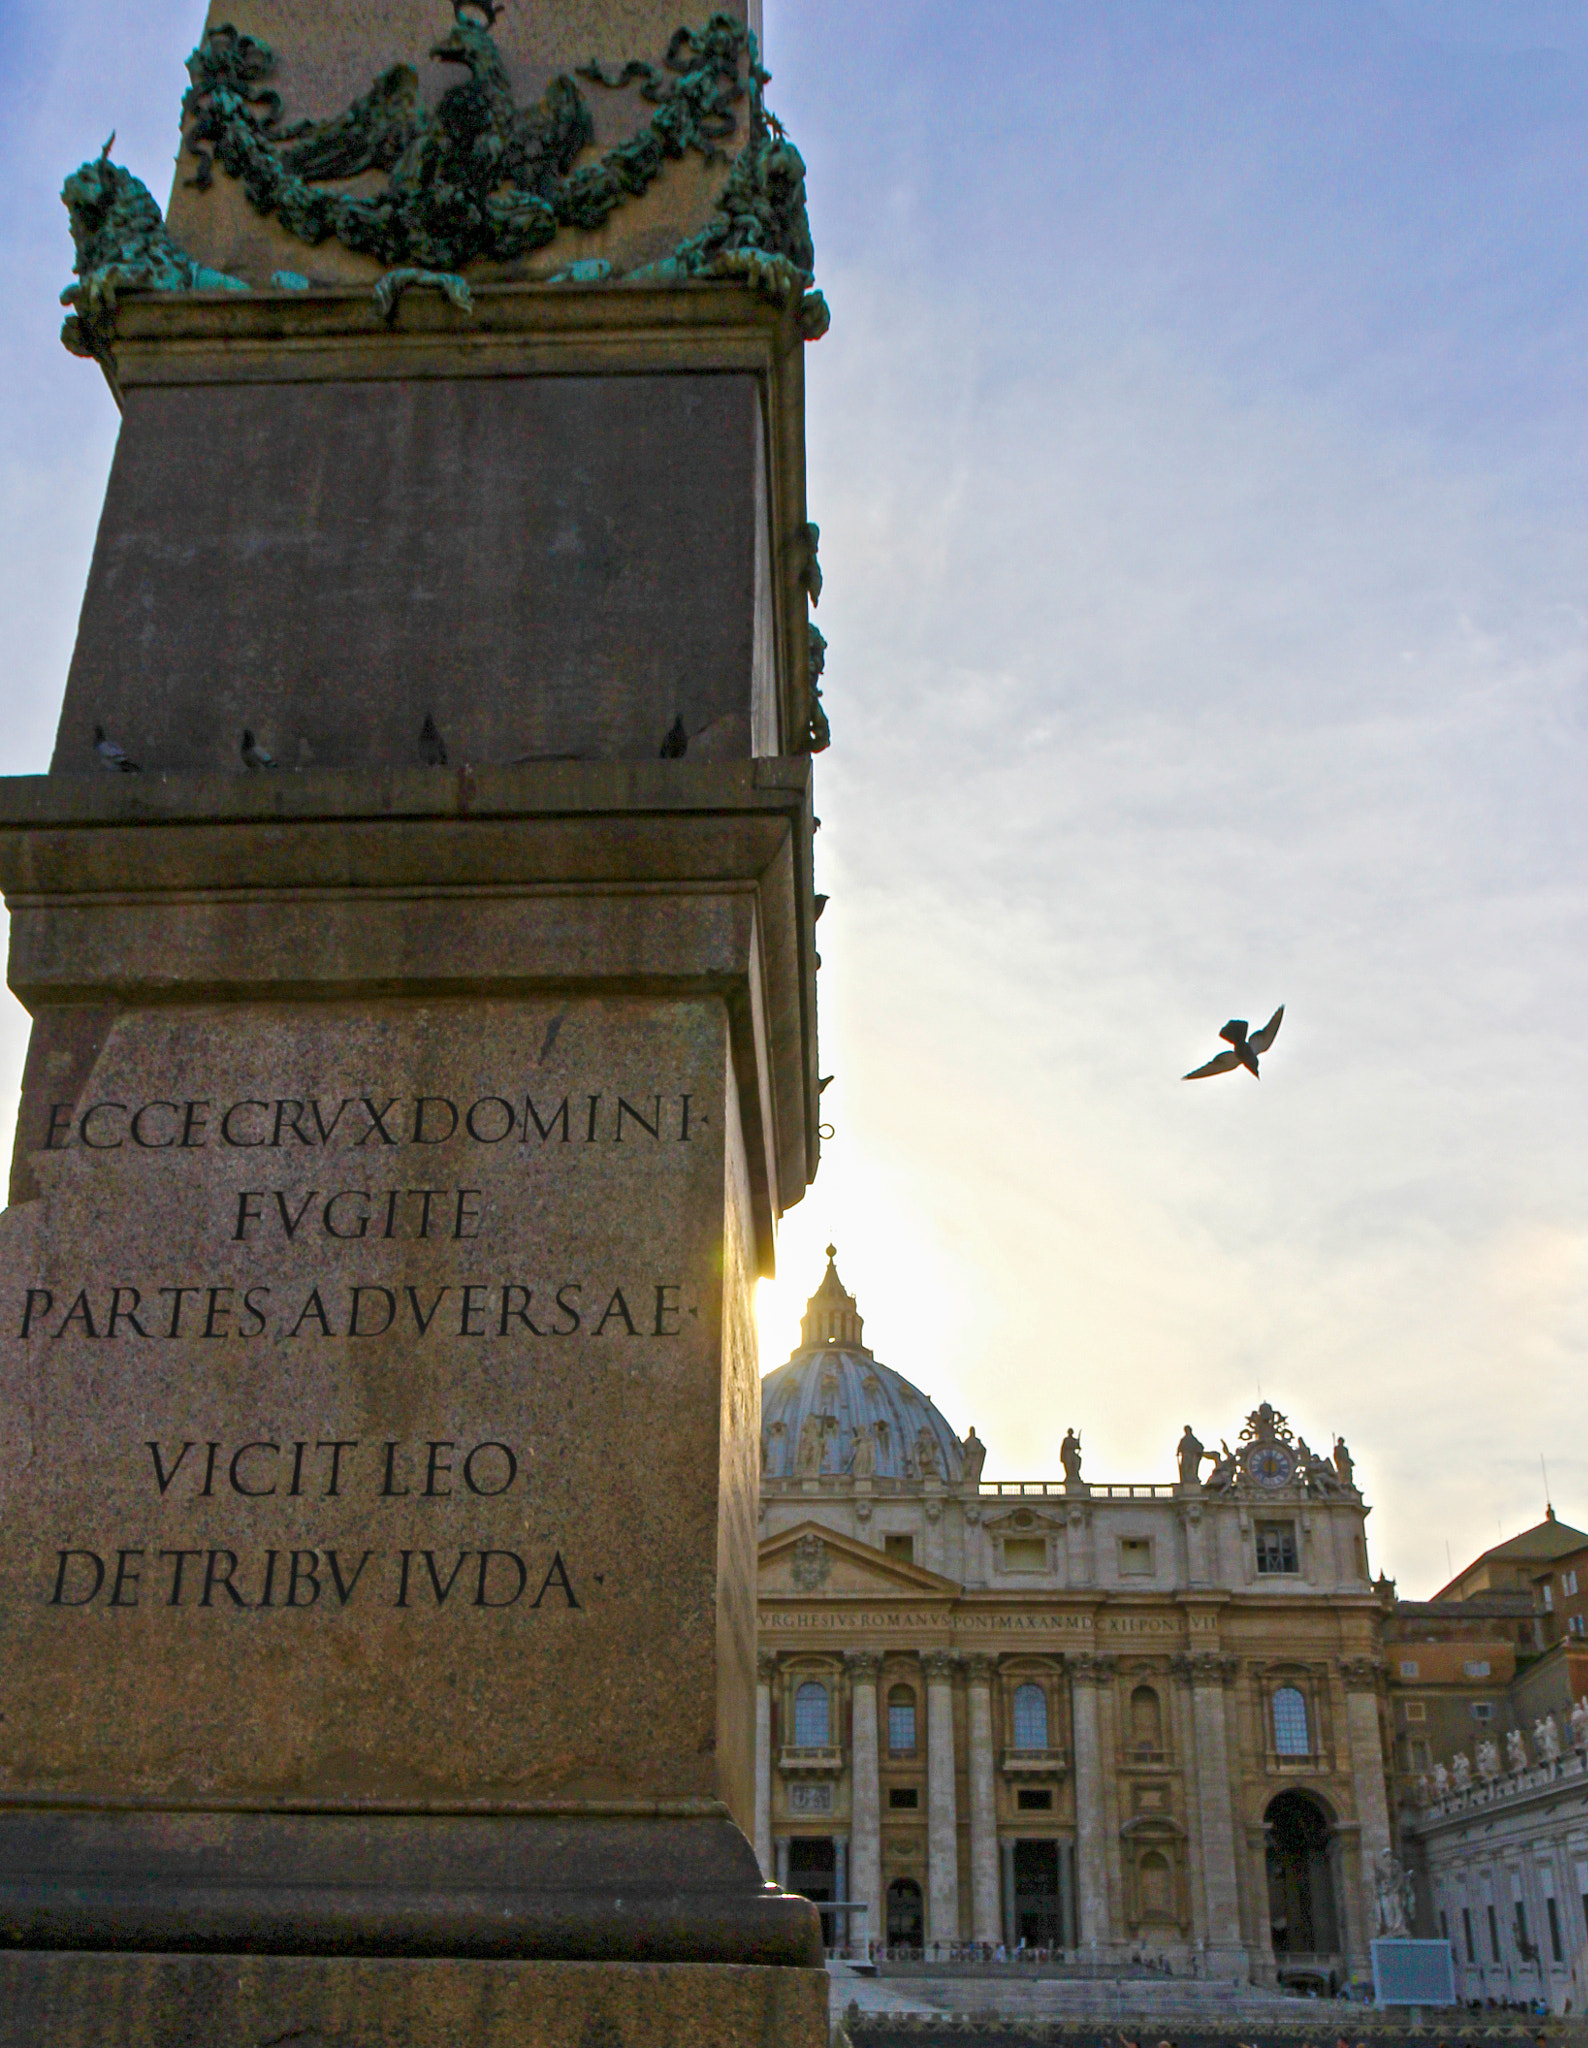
[92,724,139,773]
[659,716,688,759]
[240,728,276,771]
[419,713,448,766]
[1184,1005,1284,1080]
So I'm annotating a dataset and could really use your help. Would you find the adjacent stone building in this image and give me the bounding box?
[1389,1515,1588,2010]
[754,1253,1394,1985]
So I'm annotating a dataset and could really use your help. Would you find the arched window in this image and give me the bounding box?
[887,1685,917,1754]
[1130,1684,1163,1756]
[1273,1685,1310,1756]
[1012,1683,1049,1750]
[794,1680,830,1746]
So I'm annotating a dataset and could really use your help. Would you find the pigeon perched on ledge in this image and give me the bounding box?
[92,724,139,773]
[419,714,448,766]
[240,728,276,771]
[1184,1005,1284,1080]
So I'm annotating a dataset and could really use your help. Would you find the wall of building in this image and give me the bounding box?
[757,1478,1389,1981]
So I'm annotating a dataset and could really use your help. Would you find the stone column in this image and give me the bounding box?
[775,1837,791,1892]
[1068,1655,1109,1947]
[1168,1658,1210,1940]
[923,1651,961,1948]
[846,1651,883,1960]
[1341,1657,1393,1970]
[964,1654,1000,1945]
[1061,1842,1080,1949]
[1184,1651,1245,1971]
[755,1651,777,1881]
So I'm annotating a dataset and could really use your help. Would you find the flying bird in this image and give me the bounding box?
[659,716,688,759]
[419,713,448,766]
[240,728,276,771]
[1184,1005,1284,1080]
[92,724,139,773]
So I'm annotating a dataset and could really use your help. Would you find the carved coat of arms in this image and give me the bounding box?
[791,1533,830,1592]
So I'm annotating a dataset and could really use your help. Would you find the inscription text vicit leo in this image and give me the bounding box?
[16,1073,707,1622]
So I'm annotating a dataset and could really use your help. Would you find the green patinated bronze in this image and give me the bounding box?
[370,267,474,321]
[805,623,832,755]
[177,8,822,323]
[59,142,247,367]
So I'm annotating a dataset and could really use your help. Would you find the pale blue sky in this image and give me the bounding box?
[0,0,1583,1591]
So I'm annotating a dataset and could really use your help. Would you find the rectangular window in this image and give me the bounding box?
[1439,1909,1449,1944]
[792,1684,830,1746]
[1002,1536,1047,1572]
[1411,1738,1431,1769]
[1272,1687,1310,1756]
[1463,1659,1491,1678]
[1487,1902,1501,1962]
[1547,1895,1562,1964]
[1514,1901,1529,1953]
[887,1786,918,1811]
[1566,1569,1579,1596]
[883,1533,914,1565]
[1471,1701,1494,1721]
[1255,1521,1299,1574]
[1571,1614,1585,1638]
[1398,1659,1420,1678]
[1577,1859,1588,1932]
[1016,1787,1053,1811]
[1119,1538,1152,1576]
[1543,1582,1553,1609]
[1462,1907,1475,1963]
[1403,1700,1426,1721]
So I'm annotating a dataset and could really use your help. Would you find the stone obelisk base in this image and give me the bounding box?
[0,1954,829,2048]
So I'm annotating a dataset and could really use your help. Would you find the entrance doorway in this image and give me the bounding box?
[1265,1791,1339,1959]
[886,1877,923,1949]
[788,1836,836,1904]
[1013,1839,1065,1948]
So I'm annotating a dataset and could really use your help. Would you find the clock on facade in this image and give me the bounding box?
[1243,1443,1296,1487]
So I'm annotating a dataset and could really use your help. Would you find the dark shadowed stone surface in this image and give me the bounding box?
[0,1951,827,2047]
[53,375,774,777]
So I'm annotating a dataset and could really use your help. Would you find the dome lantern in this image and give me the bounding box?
[799,1244,869,1354]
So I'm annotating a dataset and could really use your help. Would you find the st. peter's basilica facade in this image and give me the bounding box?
[754,1253,1395,1987]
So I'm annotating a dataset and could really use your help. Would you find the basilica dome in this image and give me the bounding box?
[760,1248,969,1483]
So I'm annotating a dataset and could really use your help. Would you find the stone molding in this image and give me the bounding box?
[920,1651,958,1683]
[0,760,818,1262]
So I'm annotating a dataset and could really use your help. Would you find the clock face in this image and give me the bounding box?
[1245,1444,1296,1488]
